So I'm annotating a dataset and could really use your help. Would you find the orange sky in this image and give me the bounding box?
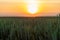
[0,0,60,17]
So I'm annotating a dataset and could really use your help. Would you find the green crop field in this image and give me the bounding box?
[0,17,60,40]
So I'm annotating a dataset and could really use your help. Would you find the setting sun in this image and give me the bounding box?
[26,0,38,14]
[28,3,38,14]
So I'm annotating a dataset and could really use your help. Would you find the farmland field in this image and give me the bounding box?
[0,17,60,40]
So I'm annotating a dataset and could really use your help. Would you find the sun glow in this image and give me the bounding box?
[28,4,38,14]
[26,0,38,14]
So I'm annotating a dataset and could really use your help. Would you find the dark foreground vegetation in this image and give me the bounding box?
[0,17,60,40]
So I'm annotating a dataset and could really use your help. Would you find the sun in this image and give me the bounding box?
[28,4,38,14]
[26,0,38,14]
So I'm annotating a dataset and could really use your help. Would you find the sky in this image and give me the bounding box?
[0,0,60,17]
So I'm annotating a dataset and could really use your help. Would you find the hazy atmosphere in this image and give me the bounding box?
[0,0,60,17]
